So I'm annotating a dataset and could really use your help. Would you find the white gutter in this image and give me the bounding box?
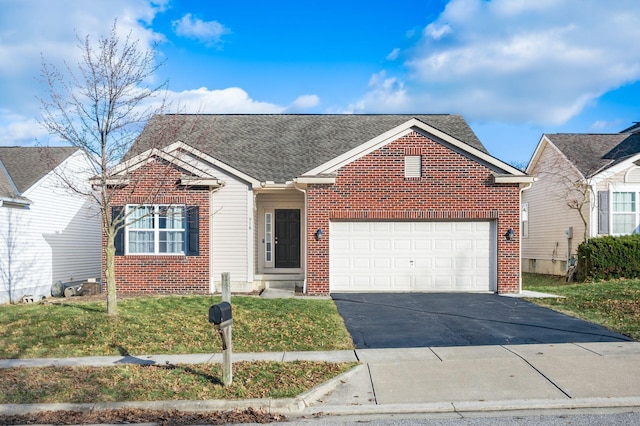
[0,196,32,207]
[293,182,308,294]
[518,180,535,293]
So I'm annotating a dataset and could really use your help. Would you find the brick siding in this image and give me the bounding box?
[305,131,521,294]
[103,160,210,294]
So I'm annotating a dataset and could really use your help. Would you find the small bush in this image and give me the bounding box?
[577,234,640,281]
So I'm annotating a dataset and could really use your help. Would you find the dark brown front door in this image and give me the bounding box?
[275,209,300,268]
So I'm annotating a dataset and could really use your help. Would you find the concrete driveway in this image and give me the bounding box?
[331,293,632,348]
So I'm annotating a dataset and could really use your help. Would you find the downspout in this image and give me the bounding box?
[209,185,223,294]
[293,182,308,294]
[519,181,534,293]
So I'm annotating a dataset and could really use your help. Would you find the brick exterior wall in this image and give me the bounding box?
[305,131,521,294]
[103,160,210,294]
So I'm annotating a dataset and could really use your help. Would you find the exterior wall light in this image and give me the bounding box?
[505,228,515,241]
[315,228,323,241]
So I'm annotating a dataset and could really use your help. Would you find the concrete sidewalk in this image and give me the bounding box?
[2,342,640,417]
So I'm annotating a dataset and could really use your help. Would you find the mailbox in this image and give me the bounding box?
[209,302,232,325]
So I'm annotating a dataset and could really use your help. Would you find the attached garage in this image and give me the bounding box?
[330,221,497,292]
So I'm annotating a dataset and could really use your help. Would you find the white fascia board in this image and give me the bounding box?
[105,141,260,187]
[179,177,223,187]
[493,174,537,184]
[303,118,528,177]
[590,152,640,185]
[294,176,336,184]
[170,142,261,187]
[524,135,548,175]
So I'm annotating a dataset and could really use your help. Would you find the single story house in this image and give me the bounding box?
[105,114,533,295]
[0,147,101,303]
[522,124,640,275]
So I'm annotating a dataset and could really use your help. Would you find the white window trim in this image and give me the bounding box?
[125,204,187,255]
[609,185,640,235]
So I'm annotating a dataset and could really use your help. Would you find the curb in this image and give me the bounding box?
[0,398,305,417]
[299,396,640,416]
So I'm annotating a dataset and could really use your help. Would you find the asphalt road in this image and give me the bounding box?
[331,293,632,348]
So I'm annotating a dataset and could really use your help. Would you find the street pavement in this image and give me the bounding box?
[2,341,640,418]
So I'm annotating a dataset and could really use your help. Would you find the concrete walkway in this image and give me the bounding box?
[2,342,640,417]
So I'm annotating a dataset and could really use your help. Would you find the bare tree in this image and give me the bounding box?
[534,158,595,244]
[39,20,168,315]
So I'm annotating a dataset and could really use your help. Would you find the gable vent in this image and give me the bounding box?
[626,167,640,183]
[405,155,421,179]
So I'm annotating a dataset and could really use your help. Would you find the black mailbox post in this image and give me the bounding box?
[209,301,232,326]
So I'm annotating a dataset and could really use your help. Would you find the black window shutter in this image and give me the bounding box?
[112,206,125,256]
[186,206,200,256]
[598,191,610,235]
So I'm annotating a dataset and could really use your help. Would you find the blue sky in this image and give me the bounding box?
[1,0,639,166]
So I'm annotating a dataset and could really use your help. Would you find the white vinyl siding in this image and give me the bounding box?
[521,143,587,275]
[211,169,251,283]
[0,151,101,304]
[330,221,495,292]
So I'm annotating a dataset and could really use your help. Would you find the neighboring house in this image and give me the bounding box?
[105,114,533,295]
[0,147,101,304]
[522,125,640,275]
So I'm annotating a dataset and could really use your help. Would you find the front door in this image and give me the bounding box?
[275,209,300,268]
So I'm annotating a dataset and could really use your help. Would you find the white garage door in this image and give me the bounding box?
[330,221,496,292]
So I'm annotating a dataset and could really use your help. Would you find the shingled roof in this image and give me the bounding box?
[130,114,487,183]
[0,147,79,195]
[545,133,640,178]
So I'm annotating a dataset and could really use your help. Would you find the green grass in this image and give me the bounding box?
[0,361,357,404]
[0,295,354,359]
[523,273,640,341]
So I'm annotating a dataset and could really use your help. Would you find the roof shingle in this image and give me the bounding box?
[0,147,79,194]
[130,114,487,183]
[545,133,640,178]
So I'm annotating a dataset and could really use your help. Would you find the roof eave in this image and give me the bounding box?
[493,174,536,184]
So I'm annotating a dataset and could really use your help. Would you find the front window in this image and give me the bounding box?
[612,192,639,234]
[126,205,185,254]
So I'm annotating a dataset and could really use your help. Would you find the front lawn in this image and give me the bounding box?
[523,273,640,341]
[0,295,354,359]
[0,360,357,403]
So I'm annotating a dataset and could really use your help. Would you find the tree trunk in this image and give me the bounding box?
[105,229,118,316]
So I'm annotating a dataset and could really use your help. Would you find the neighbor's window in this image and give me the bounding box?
[612,192,639,234]
[404,155,421,178]
[126,205,185,254]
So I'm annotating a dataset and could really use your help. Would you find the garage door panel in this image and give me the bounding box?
[330,221,496,292]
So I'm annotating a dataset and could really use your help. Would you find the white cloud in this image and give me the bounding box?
[353,0,640,126]
[163,87,283,114]
[0,0,168,146]
[386,48,400,61]
[171,13,230,47]
[347,71,409,113]
[291,95,320,110]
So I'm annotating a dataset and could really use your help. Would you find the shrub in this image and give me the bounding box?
[577,234,640,281]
